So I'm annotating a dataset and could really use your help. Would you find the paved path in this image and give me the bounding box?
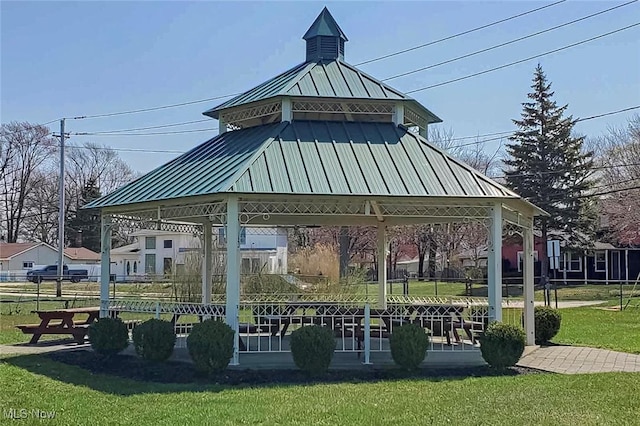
[518,345,640,373]
[503,300,607,309]
[3,341,640,374]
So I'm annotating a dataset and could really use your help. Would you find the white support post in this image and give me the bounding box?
[584,255,588,285]
[225,196,241,365]
[202,220,212,306]
[363,304,371,365]
[625,249,629,284]
[377,223,387,309]
[282,97,293,122]
[487,203,503,322]
[419,125,427,139]
[393,103,404,126]
[100,215,112,318]
[605,249,609,285]
[523,223,535,346]
[219,116,227,135]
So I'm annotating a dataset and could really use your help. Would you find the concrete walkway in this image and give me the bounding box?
[517,345,640,373]
[3,340,640,374]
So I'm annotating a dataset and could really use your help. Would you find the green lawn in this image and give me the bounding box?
[553,306,640,354]
[1,354,639,425]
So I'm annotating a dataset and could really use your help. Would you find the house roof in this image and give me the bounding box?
[0,242,100,261]
[86,121,520,209]
[64,247,100,261]
[203,60,440,125]
[111,243,140,255]
[0,242,39,260]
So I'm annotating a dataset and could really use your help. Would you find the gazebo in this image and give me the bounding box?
[87,8,543,365]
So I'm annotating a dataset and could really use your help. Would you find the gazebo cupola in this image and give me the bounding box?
[203,7,441,137]
[303,6,347,62]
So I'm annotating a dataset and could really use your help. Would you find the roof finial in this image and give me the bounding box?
[303,7,348,62]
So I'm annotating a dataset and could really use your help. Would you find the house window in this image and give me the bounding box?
[133,261,138,274]
[145,237,156,250]
[22,261,34,269]
[594,251,606,272]
[560,252,582,272]
[516,251,538,272]
[145,254,156,274]
[164,239,173,249]
[218,227,246,244]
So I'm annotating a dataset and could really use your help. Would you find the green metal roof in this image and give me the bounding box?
[86,121,517,209]
[204,60,441,124]
[303,7,348,41]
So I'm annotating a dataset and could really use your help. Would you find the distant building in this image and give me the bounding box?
[109,228,288,281]
[0,242,100,280]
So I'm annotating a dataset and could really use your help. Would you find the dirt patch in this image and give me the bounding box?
[47,350,546,386]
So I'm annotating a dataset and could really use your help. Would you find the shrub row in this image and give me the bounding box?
[89,307,560,373]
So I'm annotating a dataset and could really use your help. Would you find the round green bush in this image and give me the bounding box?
[290,325,336,375]
[389,323,429,370]
[89,317,129,356]
[535,306,562,344]
[187,319,234,374]
[132,319,176,362]
[479,322,525,369]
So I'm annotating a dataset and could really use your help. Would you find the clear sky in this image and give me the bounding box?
[2,1,639,174]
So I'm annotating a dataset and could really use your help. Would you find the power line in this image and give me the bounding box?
[73,93,241,120]
[66,2,568,122]
[353,0,567,66]
[405,22,640,94]
[381,1,637,82]
[66,145,183,154]
[447,105,640,150]
[579,185,640,198]
[73,127,218,137]
[1,119,61,137]
[79,119,211,134]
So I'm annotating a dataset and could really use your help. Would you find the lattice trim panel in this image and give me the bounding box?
[292,101,393,115]
[378,204,491,219]
[220,102,281,127]
[404,107,427,126]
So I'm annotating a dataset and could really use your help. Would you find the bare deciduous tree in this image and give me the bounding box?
[0,122,56,242]
[594,115,640,245]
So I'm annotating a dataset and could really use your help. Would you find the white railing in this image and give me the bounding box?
[108,296,512,355]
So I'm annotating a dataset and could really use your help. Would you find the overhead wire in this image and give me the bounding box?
[381,0,637,82]
[405,22,640,94]
[66,1,568,121]
[353,0,567,66]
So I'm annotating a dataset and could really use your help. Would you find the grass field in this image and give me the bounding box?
[0,354,638,425]
[553,306,640,354]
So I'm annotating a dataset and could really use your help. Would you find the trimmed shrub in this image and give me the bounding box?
[89,317,129,356]
[132,319,176,362]
[535,306,562,344]
[389,323,429,370]
[479,322,525,369]
[290,325,336,375]
[187,319,234,374]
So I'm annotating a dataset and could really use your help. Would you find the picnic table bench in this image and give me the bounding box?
[16,307,101,344]
[16,307,139,344]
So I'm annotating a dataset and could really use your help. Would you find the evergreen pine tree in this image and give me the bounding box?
[67,178,102,252]
[504,64,596,285]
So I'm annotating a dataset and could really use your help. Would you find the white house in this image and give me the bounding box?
[110,228,288,281]
[0,242,100,281]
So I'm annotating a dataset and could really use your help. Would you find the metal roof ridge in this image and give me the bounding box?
[337,60,409,100]
[281,61,318,95]
[407,130,518,197]
[221,121,291,193]
[204,62,308,115]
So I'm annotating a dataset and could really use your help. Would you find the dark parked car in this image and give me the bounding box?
[26,265,89,283]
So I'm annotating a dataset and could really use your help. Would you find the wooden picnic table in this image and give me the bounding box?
[17,307,102,344]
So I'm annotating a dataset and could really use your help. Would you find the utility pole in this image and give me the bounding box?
[56,118,65,298]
